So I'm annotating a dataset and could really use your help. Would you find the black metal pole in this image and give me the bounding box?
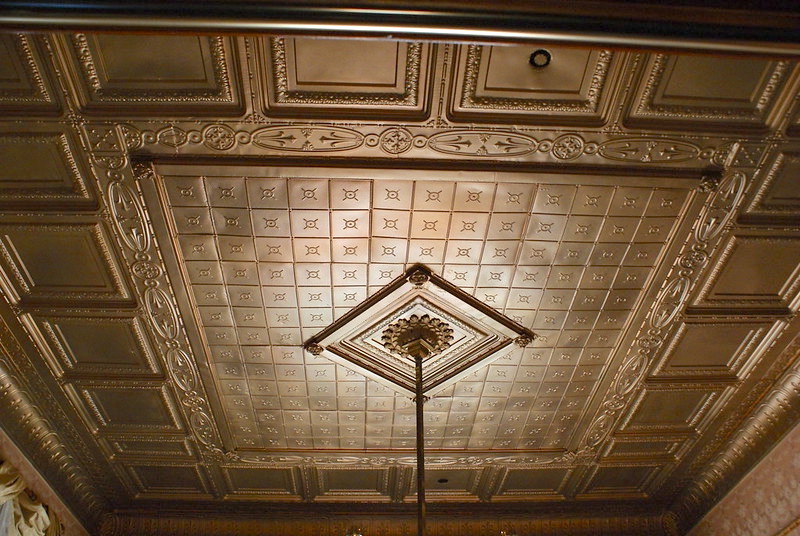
[415,353,425,536]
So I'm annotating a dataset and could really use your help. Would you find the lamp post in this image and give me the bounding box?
[415,349,426,536]
[381,314,454,536]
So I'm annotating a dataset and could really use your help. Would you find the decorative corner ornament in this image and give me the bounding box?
[202,447,242,464]
[698,171,722,193]
[407,269,430,287]
[306,343,324,356]
[550,447,597,465]
[131,160,155,182]
[514,335,533,348]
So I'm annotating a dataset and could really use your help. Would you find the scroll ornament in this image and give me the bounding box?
[0,459,61,536]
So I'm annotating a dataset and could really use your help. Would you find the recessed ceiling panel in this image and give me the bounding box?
[0,219,130,305]
[260,37,432,119]
[619,386,725,435]
[651,320,777,380]
[494,467,572,499]
[451,45,621,125]
[70,383,183,434]
[28,313,161,379]
[746,149,800,214]
[626,54,791,132]
[694,232,800,310]
[580,464,662,498]
[0,34,59,113]
[222,466,302,499]
[58,33,242,115]
[125,464,212,497]
[0,129,94,208]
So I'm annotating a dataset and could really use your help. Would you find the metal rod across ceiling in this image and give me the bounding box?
[1,1,800,56]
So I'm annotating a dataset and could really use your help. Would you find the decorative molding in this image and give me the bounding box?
[98,512,677,536]
[124,119,730,168]
[67,122,230,470]
[232,452,571,468]
[671,350,800,533]
[381,314,455,358]
[101,435,196,461]
[124,162,227,459]
[304,264,534,397]
[0,34,59,113]
[251,126,363,152]
[597,138,705,164]
[427,130,536,157]
[686,418,800,536]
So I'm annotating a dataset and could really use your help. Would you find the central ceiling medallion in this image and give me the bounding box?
[382,314,454,359]
[305,265,535,396]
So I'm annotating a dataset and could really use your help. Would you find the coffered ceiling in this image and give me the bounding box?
[0,20,799,536]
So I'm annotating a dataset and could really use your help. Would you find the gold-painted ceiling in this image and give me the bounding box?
[0,28,799,536]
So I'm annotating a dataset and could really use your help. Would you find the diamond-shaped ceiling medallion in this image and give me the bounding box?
[305,265,536,396]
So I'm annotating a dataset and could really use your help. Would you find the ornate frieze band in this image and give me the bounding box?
[83,123,228,461]
[109,120,733,167]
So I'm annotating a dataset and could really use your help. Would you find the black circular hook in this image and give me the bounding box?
[529,49,552,68]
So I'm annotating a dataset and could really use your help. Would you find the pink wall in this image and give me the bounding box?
[688,421,800,536]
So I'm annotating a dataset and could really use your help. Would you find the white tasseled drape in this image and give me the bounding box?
[0,460,51,536]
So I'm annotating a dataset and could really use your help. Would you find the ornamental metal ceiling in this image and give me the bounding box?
[0,30,799,536]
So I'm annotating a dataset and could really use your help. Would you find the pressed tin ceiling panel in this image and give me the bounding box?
[0,34,60,114]
[145,164,701,453]
[258,37,432,119]
[625,54,793,133]
[55,34,242,115]
[0,27,798,536]
[451,45,622,125]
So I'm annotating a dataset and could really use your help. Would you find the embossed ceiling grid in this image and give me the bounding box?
[153,168,696,452]
[0,25,798,535]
